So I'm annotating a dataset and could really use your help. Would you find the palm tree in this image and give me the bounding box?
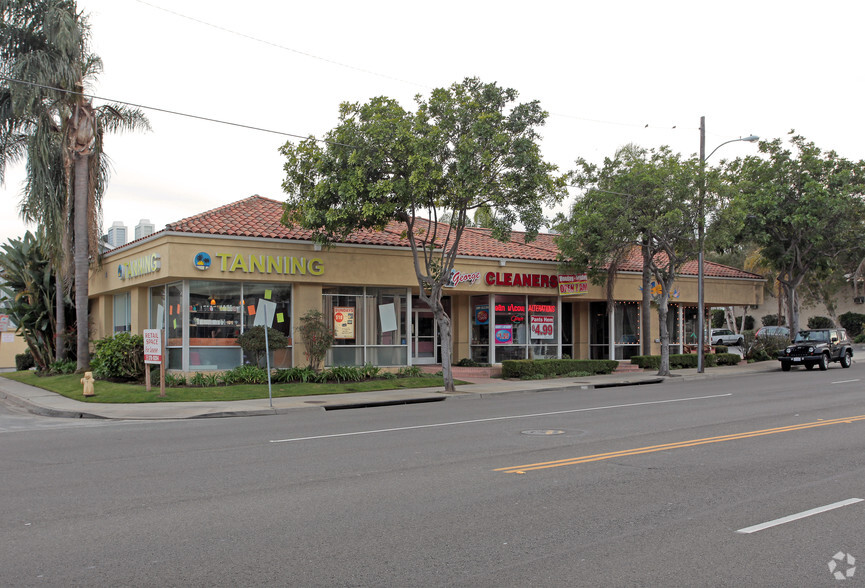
[0,0,149,369]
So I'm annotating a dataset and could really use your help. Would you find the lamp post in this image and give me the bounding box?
[697,116,759,373]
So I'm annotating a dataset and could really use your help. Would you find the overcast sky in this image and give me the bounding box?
[2,0,863,243]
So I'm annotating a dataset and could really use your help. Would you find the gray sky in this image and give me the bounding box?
[2,0,863,243]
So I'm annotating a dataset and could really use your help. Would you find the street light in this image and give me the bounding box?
[697,117,759,373]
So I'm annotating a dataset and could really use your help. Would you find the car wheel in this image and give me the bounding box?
[781,362,791,372]
[736,337,744,347]
[715,339,724,346]
[841,350,852,368]
[819,353,830,371]
[805,364,815,370]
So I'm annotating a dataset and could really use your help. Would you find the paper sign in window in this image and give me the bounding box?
[379,303,397,333]
[254,299,277,328]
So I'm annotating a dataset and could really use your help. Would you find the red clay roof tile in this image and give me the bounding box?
[159,195,763,281]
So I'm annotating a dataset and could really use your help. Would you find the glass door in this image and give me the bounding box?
[412,309,437,364]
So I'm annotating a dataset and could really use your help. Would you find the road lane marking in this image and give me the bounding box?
[831,379,860,384]
[495,413,865,473]
[736,499,864,534]
[268,393,732,443]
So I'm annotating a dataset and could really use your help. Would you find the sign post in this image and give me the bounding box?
[143,329,164,396]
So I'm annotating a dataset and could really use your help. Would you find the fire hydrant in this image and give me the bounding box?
[81,371,95,397]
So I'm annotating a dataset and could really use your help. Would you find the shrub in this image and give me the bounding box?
[711,309,726,329]
[743,315,755,331]
[855,333,865,344]
[15,349,34,371]
[48,359,77,375]
[839,312,865,337]
[630,354,737,369]
[762,314,786,327]
[274,366,319,383]
[807,316,834,329]
[360,363,381,379]
[165,373,186,387]
[296,309,334,371]
[223,364,268,385]
[746,335,788,362]
[455,357,481,367]
[398,366,424,378]
[235,326,289,368]
[324,365,365,383]
[189,372,208,387]
[502,359,618,379]
[91,332,144,381]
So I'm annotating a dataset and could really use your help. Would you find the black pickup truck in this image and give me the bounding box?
[777,328,854,371]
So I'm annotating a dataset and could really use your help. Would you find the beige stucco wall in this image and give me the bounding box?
[0,329,28,369]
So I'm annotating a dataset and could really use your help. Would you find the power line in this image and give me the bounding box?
[0,76,357,149]
[132,0,704,135]
[132,0,431,91]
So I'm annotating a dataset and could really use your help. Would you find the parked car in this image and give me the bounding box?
[777,328,853,371]
[710,328,744,347]
[755,325,790,340]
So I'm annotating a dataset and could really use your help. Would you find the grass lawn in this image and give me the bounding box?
[0,371,459,403]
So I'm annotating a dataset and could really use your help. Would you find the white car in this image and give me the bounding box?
[710,328,744,347]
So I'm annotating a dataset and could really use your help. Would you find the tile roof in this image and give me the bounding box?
[159,195,763,281]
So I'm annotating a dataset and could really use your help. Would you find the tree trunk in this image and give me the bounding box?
[55,274,66,362]
[73,153,90,370]
[436,310,455,393]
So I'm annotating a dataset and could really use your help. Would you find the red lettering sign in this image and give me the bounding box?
[484,272,558,289]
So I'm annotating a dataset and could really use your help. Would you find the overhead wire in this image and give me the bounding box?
[131,0,704,135]
[0,76,357,149]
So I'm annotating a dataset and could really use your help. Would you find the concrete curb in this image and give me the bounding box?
[0,360,784,420]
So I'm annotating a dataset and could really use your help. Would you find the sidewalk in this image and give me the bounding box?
[0,361,781,421]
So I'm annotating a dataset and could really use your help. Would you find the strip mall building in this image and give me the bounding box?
[90,196,765,372]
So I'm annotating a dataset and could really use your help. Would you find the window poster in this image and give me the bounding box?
[494,324,513,344]
[333,306,356,339]
[530,315,555,339]
[475,304,489,325]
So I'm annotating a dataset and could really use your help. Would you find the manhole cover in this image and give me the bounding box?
[521,429,565,436]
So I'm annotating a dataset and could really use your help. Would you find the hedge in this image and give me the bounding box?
[630,353,740,370]
[502,359,618,379]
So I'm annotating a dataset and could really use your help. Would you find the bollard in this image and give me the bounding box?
[81,371,95,397]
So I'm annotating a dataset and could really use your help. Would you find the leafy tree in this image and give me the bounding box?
[725,134,865,335]
[295,309,334,372]
[555,145,702,376]
[281,78,567,391]
[0,0,150,370]
[0,232,62,370]
[235,326,289,368]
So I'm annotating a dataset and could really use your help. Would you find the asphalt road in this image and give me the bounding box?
[2,363,864,587]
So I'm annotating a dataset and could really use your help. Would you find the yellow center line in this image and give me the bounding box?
[495,414,865,474]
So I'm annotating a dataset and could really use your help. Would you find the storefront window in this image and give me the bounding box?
[189,280,242,370]
[166,282,183,370]
[242,283,292,369]
[113,292,131,333]
[614,301,640,360]
[528,296,558,359]
[494,294,527,363]
[323,287,408,367]
[470,295,490,363]
[368,288,407,366]
[666,303,681,353]
[589,301,610,360]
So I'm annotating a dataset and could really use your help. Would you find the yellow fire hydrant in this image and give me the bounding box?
[81,371,95,397]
